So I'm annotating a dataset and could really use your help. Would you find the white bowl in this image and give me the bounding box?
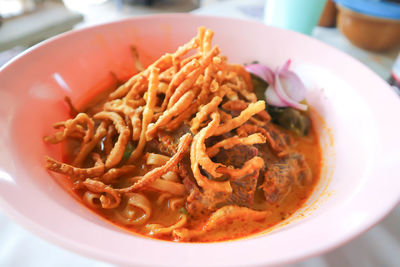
[0,14,399,266]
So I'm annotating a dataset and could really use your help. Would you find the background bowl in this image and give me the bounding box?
[335,0,400,52]
[0,14,400,267]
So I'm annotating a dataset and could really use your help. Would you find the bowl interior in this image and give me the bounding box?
[0,14,400,266]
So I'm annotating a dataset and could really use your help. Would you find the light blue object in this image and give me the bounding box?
[264,0,327,35]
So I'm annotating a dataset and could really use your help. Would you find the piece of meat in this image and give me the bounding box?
[263,123,292,157]
[238,123,292,158]
[186,188,230,217]
[146,124,191,156]
[148,123,263,217]
[181,163,259,217]
[290,153,312,186]
[204,131,234,148]
[169,123,191,144]
[261,153,312,204]
[262,163,292,204]
[255,143,277,187]
[212,145,258,168]
[178,160,223,217]
[229,171,259,206]
[178,160,198,193]
[256,143,277,164]
[183,138,262,217]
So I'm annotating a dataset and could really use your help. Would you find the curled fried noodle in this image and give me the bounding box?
[162,59,200,109]
[213,101,265,136]
[190,112,232,193]
[157,192,173,205]
[100,165,136,184]
[44,113,94,144]
[167,46,220,109]
[114,193,152,225]
[168,198,184,210]
[217,156,265,180]
[93,111,130,168]
[82,178,121,209]
[103,124,116,155]
[82,191,102,209]
[149,178,185,196]
[109,54,172,100]
[128,67,159,162]
[146,214,187,236]
[146,153,170,166]
[146,90,195,139]
[73,122,107,167]
[222,99,270,121]
[46,153,104,180]
[190,96,222,133]
[206,133,266,157]
[161,171,179,182]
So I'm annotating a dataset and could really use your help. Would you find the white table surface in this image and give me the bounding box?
[1,0,399,266]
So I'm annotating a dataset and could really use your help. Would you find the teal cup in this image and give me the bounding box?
[264,0,327,35]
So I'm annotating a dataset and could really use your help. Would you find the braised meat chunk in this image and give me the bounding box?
[179,153,260,217]
[212,145,258,168]
[261,153,312,204]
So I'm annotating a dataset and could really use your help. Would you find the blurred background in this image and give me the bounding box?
[0,0,399,88]
[0,0,399,266]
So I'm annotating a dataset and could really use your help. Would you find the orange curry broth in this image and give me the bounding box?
[61,117,321,243]
[55,70,322,242]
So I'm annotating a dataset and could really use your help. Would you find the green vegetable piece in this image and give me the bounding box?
[267,106,311,136]
[179,207,188,215]
[122,142,135,161]
[250,74,268,102]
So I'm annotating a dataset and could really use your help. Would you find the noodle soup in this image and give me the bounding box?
[44,27,321,242]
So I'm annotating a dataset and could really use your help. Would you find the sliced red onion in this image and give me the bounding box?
[245,64,274,84]
[279,71,306,102]
[273,71,308,111]
[277,60,307,102]
[281,59,291,72]
[265,85,286,107]
[245,60,308,111]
